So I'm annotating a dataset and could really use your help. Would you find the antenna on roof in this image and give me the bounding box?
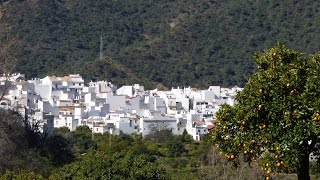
[100,35,103,61]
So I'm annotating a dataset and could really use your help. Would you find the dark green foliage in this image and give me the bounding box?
[0,109,43,174]
[212,45,320,180]
[71,126,97,154]
[49,133,167,180]
[145,129,174,143]
[0,109,77,177]
[53,126,97,156]
[40,135,74,166]
[1,118,312,179]
[165,140,185,157]
[179,129,193,143]
[50,151,166,180]
[0,171,45,180]
[2,1,320,88]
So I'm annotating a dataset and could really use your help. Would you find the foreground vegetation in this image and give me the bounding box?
[0,108,320,179]
[0,109,264,179]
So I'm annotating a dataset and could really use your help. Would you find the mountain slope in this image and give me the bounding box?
[1,0,320,88]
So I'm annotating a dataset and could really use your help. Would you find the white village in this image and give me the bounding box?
[0,73,242,141]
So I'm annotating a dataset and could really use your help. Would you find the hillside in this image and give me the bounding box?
[1,0,320,88]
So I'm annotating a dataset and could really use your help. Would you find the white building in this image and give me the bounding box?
[0,73,242,140]
[186,112,209,141]
[139,111,178,137]
[116,84,144,98]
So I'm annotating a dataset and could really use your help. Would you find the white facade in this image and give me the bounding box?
[106,93,126,111]
[140,113,178,137]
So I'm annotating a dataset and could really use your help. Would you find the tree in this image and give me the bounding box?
[0,27,20,101]
[0,109,45,174]
[49,150,167,179]
[0,109,27,173]
[1,170,45,180]
[144,122,174,143]
[40,135,74,166]
[212,45,320,180]
[70,126,97,155]
[165,140,185,157]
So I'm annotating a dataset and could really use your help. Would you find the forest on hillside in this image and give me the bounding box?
[1,0,320,88]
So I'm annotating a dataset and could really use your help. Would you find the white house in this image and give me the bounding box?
[186,112,209,141]
[139,111,178,137]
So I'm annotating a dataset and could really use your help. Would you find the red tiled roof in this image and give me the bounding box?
[207,125,215,130]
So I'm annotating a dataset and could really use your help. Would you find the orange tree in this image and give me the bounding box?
[212,45,320,180]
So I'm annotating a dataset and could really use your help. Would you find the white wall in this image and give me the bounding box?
[201,90,215,102]
[140,115,177,137]
[208,86,221,98]
[38,100,53,113]
[126,97,141,110]
[106,94,126,111]
[34,84,51,99]
[116,86,134,97]
[118,117,136,134]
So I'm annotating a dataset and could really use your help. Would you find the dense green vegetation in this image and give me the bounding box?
[0,109,267,179]
[212,45,320,180]
[1,0,320,88]
[0,98,319,179]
